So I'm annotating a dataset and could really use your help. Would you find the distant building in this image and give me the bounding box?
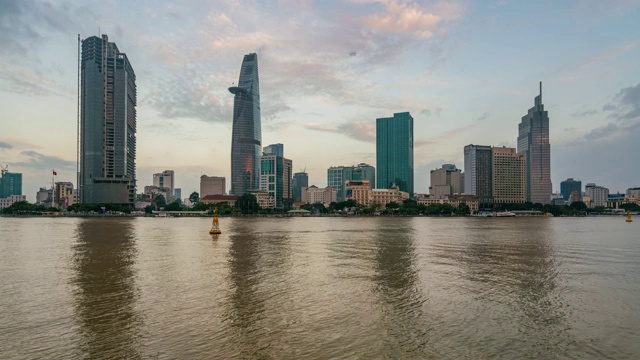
[585,183,609,208]
[345,180,409,207]
[200,175,226,196]
[416,194,479,213]
[560,178,582,200]
[36,187,52,205]
[301,185,336,206]
[376,112,413,195]
[569,190,582,204]
[229,53,261,195]
[429,164,463,198]
[517,82,551,204]
[200,194,238,206]
[327,163,375,202]
[492,147,525,204]
[55,182,76,208]
[0,171,22,198]
[80,34,136,206]
[626,188,640,203]
[0,195,26,210]
[345,180,371,205]
[249,190,271,208]
[153,170,175,199]
[174,188,181,201]
[464,144,493,208]
[260,144,293,209]
[292,171,309,203]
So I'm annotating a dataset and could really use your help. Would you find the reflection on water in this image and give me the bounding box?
[72,218,142,359]
[373,218,432,357]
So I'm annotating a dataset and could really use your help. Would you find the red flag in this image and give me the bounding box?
[53,170,57,176]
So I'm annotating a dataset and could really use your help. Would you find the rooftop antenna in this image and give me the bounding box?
[539,81,542,100]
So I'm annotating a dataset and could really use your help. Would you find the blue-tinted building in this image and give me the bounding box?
[560,178,581,200]
[292,171,308,203]
[376,112,414,195]
[80,34,136,205]
[229,53,261,195]
[0,171,22,198]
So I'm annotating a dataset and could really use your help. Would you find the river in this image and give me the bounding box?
[1,216,638,359]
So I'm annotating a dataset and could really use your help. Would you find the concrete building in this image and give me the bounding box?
[517,82,551,204]
[376,112,414,195]
[327,163,376,202]
[249,190,271,208]
[0,171,22,198]
[80,34,136,206]
[492,147,525,204]
[417,194,479,213]
[0,195,27,210]
[55,182,76,208]
[229,53,261,195]
[560,178,582,200]
[429,164,463,199]
[200,176,226,196]
[345,180,408,207]
[626,188,640,203]
[585,183,609,208]
[260,144,293,209]
[301,185,337,206]
[569,191,582,204]
[292,171,308,203]
[153,170,174,199]
[36,187,52,205]
[345,180,372,205]
[464,144,493,208]
[200,194,238,206]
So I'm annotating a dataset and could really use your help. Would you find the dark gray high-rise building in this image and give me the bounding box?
[80,35,136,205]
[376,112,414,195]
[464,144,493,208]
[229,53,261,195]
[560,178,581,200]
[518,82,551,204]
[292,171,308,203]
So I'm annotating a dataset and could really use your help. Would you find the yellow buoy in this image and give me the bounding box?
[210,207,222,234]
[626,212,633,223]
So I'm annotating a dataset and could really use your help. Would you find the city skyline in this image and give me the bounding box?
[1,1,639,201]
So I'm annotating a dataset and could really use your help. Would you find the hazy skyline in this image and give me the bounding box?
[1,0,639,202]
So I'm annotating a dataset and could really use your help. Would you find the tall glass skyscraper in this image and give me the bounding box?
[518,82,551,204]
[0,171,22,198]
[80,34,136,205]
[376,112,414,195]
[229,53,261,195]
[292,171,308,203]
[463,144,493,208]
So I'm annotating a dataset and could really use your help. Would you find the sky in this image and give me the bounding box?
[1,0,639,202]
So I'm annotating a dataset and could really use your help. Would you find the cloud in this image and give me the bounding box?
[0,141,13,150]
[603,82,640,121]
[415,125,470,147]
[302,120,376,143]
[555,42,637,82]
[571,109,598,118]
[477,112,489,121]
[14,151,76,170]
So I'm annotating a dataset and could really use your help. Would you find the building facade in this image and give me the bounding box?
[0,171,22,198]
[345,180,409,207]
[560,178,582,200]
[517,82,551,204]
[229,53,261,195]
[36,187,52,205]
[200,175,226,196]
[80,34,136,206]
[463,144,493,208]
[328,163,376,202]
[153,170,174,199]
[301,185,336,206]
[376,112,413,195]
[55,182,76,208]
[259,144,292,209]
[292,171,309,203]
[491,147,525,204]
[0,195,26,210]
[585,183,609,208]
[429,164,463,199]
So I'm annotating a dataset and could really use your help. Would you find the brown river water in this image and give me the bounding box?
[1,216,639,359]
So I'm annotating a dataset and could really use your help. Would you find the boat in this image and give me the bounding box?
[494,211,516,217]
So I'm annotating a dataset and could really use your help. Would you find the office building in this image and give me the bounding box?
[327,163,376,202]
[55,182,75,208]
[260,144,293,209]
[429,164,463,199]
[585,183,609,208]
[517,82,551,204]
[302,185,337,206]
[80,34,136,205]
[36,187,52,205]
[0,171,22,198]
[292,171,309,203]
[560,178,582,200]
[200,175,226,196]
[491,147,525,204]
[174,188,181,201]
[464,144,493,208]
[376,112,414,195]
[229,53,261,195]
[0,195,26,210]
[153,170,174,198]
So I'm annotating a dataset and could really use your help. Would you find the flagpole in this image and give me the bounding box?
[52,170,55,209]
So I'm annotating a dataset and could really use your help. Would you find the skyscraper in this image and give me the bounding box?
[491,147,525,204]
[80,34,136,205]
[292,171,308,203]
[260,144,292,209]
[327,163,376,202]
[518,82,551,204]
[464,144,493,208]
[376,112,414,195]
[229,53,261,195]
[0,171,22,198]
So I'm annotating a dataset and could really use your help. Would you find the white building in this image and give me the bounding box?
[0,195,27,210]
[301,185,336,206]
[585,183,609,208]
[153,170,175,198]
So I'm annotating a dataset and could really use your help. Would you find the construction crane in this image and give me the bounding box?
[1,163,8,176]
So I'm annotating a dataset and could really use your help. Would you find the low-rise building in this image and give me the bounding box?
[200,194,238,206]
[0,195,27,210]
[346,180,408,207]
[249,190,271,208]
[301,185,336,206]
[416,194,479,212]
[585,183,609,208]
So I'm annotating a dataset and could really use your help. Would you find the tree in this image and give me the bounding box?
[569,201,587,211]
[144,205,154,214]
[165,200,181,211]
[386,202,400,209]
[235,193,259,214]
[189,191,199,205]
[154,195,166,209]
[455,203,470,216]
